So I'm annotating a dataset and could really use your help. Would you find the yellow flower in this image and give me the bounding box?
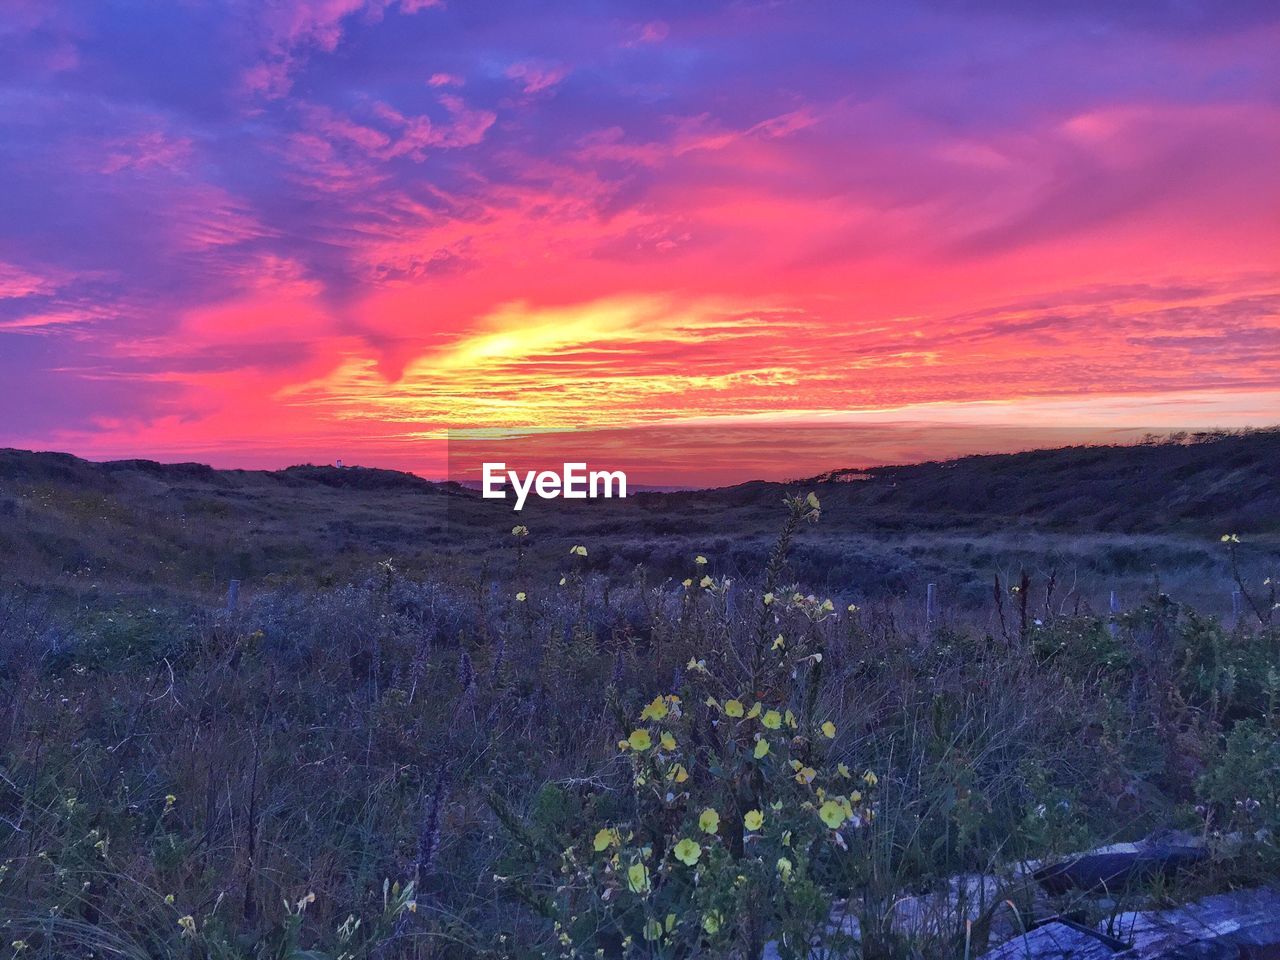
[743,809,764,830]
[669,764,690,783]
[819,800,846,828]
[698,808,720,834]
[762,709,782,729]
[515,592,526,602]
[837,763,852,779]
[723,699,744,718]
[771,634,785,651]
[570,544,588,557]
[763,592,774,605]
[776,857,793,880]
[164,893,175,905]
[559,576,567,586]
[660,731,677,751]
[511,525,529,536]
[682,578,693,588]
[699,575,713,589]
[673,837,702,865]
[640,696,668,721]
[847,603,859,613]
[695,555,707,565]
[703,911,723,935]
[746,701,762,719]
[806,492,821,510]
[753,738,770,759]
[794,766,817,785]
[850,790,862,803]
[628,729,652,751]
[821,720,836,739]
[177,915,197,938]
[643,918,663,941]
[863,770,879,787]
[593,828,611,851]
[627,863,650,893]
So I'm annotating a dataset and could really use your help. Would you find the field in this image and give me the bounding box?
[0,432,1277,958]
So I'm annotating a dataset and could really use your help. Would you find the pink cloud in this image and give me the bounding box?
[505,61,569,95]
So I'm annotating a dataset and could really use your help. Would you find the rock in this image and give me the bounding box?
[980,921,1121,960]
[1101,886,1280,959]
[1033,833,1206,896]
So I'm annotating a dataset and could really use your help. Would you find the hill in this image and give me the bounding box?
[1,430,1276,611]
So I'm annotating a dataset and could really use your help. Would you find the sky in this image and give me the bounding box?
[1,0,1278,481]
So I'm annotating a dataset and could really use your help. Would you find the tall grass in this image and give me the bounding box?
[0,499,1276,958]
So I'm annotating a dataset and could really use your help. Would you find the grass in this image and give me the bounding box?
[0,433,1277,957]
[0,478,1277,958]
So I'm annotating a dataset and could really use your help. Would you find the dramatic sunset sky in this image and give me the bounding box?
[1,1,1277,480]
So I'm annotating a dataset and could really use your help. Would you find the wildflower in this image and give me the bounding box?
[794,766,817,785]
[163,794,177,811]
[177,915,197,938]
[164,894,175,905]
[687,658,708,673]
[837,763,851,778]
[669,764,689,783]
[776,857,793,880]
[593,828,617,852]
[640,696,669,721]
[771,634,785,651]
[847,603,859,613]
[660,731,677,751]
[695,555,707,565]
[850,790,862,802]
[785,709,797,729]
[763,592,775,605]
[699,575,713,589]
[863,770,879,786]
[12,942,28,953]
[559,576,567,586]
[743,810,764,831]
[682,578,693,588]
[807,492,821,510]
[746,701,762,719]
[515,591,526,602]
[673,838,702,865]
[643,918,663,941]
[1220,534,1240,543]
[512,525,529,536]
[628,729,653,751]
[753,739,770,759]
[762,709,782,729]
[819,800,846,828]
[698,808,720,834]
[821,720,837,739]
[570,544,588,556]
[723,699,745,718]
[626,863,650,893]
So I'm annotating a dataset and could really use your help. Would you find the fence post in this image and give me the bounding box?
[926,582,937,627]
[1109,589,1120,637]
[226,578,240,613]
